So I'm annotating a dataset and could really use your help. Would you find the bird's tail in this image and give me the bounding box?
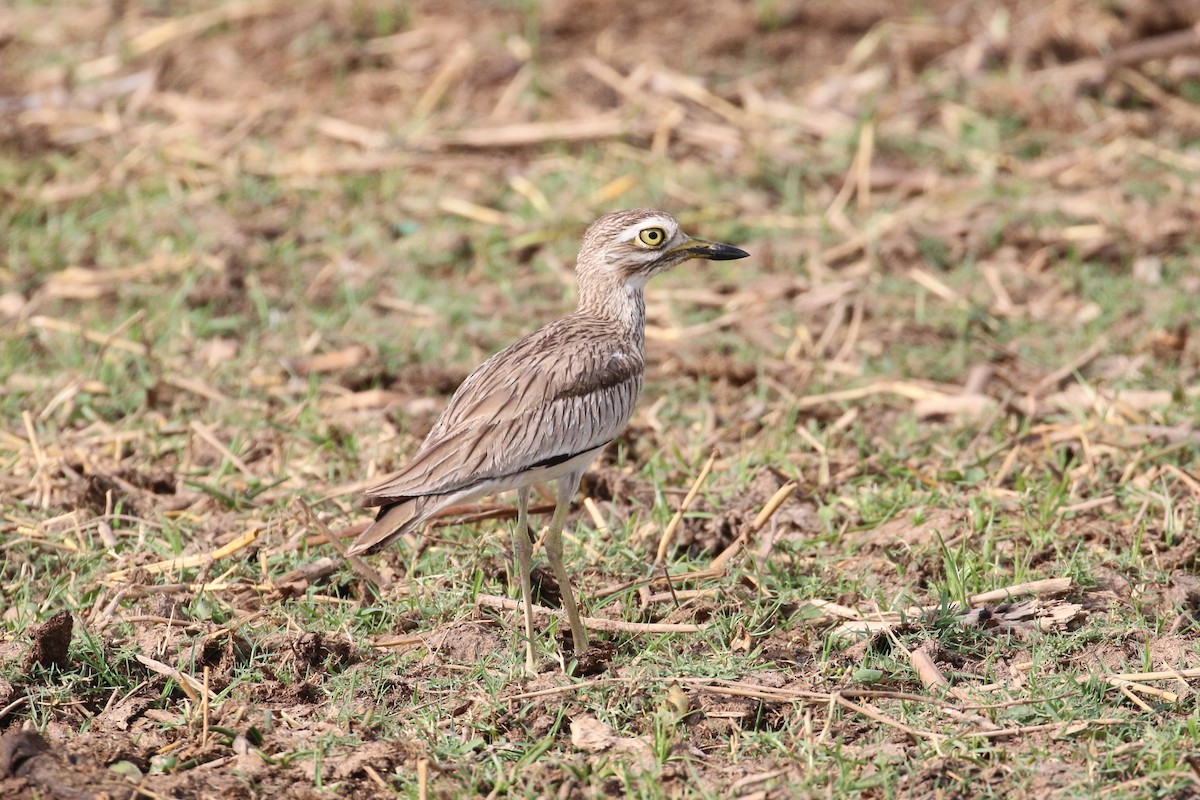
[347,498,429,556]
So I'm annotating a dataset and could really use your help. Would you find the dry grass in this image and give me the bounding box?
[2,0,1199,797]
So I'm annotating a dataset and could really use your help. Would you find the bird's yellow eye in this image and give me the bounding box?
[637,226,667,247]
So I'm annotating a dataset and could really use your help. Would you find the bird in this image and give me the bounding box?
[347,209,749,673]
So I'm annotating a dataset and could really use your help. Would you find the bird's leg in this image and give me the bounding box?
[512,486,537,675]
[545,471,589,655]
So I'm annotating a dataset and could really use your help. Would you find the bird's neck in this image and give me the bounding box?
[577,279,646,350]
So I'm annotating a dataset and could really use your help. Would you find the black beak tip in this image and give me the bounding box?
[696,242,748,261]
[706,243,750,261]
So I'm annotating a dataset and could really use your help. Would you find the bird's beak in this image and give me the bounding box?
[676,237,750,261]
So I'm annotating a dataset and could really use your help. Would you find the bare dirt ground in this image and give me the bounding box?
[2,0,1200,797]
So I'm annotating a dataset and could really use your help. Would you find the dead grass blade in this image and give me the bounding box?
[28,315,147,356]
[710,481,797,572]
[834,694,941,742]
[79,0,293,79]
[189,421,254,479]
[135,654,217,703]
[654,450,717,566]
[432,117,634,148]
[475,594,707,634]
[107,529,260,581]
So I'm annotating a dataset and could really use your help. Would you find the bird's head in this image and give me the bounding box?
[578,209,749,290]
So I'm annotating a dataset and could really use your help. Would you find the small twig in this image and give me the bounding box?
[710,481,797,572]
[501,678,613,702]
[1163,464,1200,502]
[582,497,611,539]
[1118,68,1200,127]
[795,380,948,409]
[199,609,268,643]
[968,577,1072,605]
[363,764,390,792]
[1112,679,1178,703]
[136,654,216,703]
[594,567,724,600]
[1078,674,1180,703]
[958,692,1076,711]
[966,718,1125,739]
[1056,495,1117,517]
[728,769,791,794]
[834,693,941,742]
[659,564,682,611]
[1032,25,1200,87]
[755,517,780,572]
[297,500,385,591]
[201,667,211,746]
[29,315,148,355]
[1030,337,1109,399]
[413,42,474,118]
[911,648,948,690]
[806,576,1076,635]
[475,594,706,633]
[495,674,1105,742]
[164,374,228,404]
[79,0,291,79]
[369,636,429,649]
[21,411,50,508]
[1158,663,1194,698]
[654,451,717,566]
[1118,685,1157,715]
[648,66,748,127]
[432,116,634,148]
[803,598,866,620]
[794,426,829,486]
[643,588,717,605]
[0,696,30,722]
[417,757,429,800]
[189,421,254,479]
[107,528,260,580]
[117,615,207,632]
[909,267,964,305]
[113,584,196,599]
[20,410,47,474]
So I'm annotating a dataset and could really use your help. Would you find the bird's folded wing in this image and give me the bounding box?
[364,321,643,505]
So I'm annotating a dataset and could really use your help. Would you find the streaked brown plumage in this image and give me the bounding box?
[348,209,749,673]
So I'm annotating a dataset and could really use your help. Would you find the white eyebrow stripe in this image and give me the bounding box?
[616,216,675,241]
